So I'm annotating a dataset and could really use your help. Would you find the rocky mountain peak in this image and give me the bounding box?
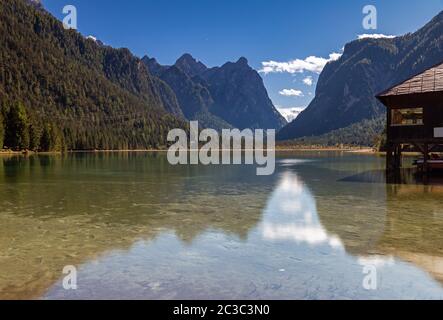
[141,56,167,76]
[236,57,249,65]
[175,54,207,77]
[27,0,43,9]
[142,53,286,131]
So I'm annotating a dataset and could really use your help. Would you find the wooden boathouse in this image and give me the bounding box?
[377,61,443,172]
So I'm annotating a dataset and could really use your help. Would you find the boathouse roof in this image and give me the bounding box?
[378,61,443,97]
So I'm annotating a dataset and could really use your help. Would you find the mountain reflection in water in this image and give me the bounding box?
[262,172,343,249]
[1,152,443,299]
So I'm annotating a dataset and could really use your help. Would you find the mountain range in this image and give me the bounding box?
[0,0,284,152]
[2,0,443,150]
[1,0,194,150]
[278,10,443,141]
[142,54,286,131]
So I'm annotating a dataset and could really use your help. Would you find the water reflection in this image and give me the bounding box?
[0,153,270,299]
[262,172,343,249]
[341,168,443,186]
[1,153,443,299]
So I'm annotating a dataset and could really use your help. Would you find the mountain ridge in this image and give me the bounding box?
[0,0,186,150]
[278,10,443,141]
[143,54,287,130]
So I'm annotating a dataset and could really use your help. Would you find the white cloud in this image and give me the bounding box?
[279,89,304,97]
[277,107,305,122]
[303,76,314,86]
[357,34,396,40]
[260,52,342,75]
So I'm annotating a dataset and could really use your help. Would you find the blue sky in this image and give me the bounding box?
[43,0,443,113]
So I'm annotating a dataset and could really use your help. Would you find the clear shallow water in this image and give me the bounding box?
[1,152,443,299]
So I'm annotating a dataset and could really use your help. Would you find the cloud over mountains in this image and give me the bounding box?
[357,34,396,40]
[260,52,342,75]
[279,89,304,97]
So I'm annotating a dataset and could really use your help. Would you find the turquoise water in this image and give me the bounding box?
[1,152,443,299]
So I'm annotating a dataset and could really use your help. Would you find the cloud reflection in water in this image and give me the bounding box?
[262,171,343,249]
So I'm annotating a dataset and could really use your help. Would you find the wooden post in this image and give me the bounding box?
[396,144,402,169]
[424,143,429,174]
[386,143,400,172]
[386,143,393,172]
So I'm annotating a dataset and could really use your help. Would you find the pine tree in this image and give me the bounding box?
[5,102,30,150]
[40,123,63,152]
[0,113,4,149]
[39,124,52,152]
[28,123,41,151]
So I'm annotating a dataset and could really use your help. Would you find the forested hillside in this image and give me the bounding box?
[283,117,385,147]
[0,0,185,151]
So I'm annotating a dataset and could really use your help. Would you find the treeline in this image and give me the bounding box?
[280,117,386,147]
[0,102,63,151]
[0,100,186,151]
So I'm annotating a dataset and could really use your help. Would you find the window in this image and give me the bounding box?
[391,108,423,126]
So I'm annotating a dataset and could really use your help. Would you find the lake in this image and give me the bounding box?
[1,151,443,300]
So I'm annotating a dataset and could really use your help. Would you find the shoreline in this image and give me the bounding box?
[0,147,426,156]
[1,147,376,155]
[275,147,375,153]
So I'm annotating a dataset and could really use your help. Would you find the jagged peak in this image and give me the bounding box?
[26,0,44,9]
[175,54,207,77]
[219,57,252,70]
[141,55,167,76]
[142,55,158,64]
[28,0,42,5]
[236,57,249,65]
[176,53,196,63]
